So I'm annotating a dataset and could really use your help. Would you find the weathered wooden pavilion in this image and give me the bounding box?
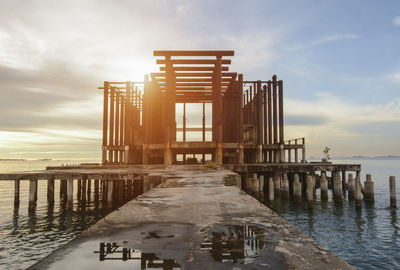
[100,50,306,165]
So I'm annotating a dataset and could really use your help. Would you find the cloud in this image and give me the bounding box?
[285,115,329,126]
[393,16,400,26]
[385,71,400,83]
[288,34,359,51]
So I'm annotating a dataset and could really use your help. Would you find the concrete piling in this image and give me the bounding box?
[14,180,20,206]
[274,174,281,195]
[107,180,113,208]
[306,175,313,208]
[320,172,328,200]
[47,178,55,203]
[354,177,362,208]
[67,179,74,209]
[364,174,374,202]
[333,173,343,203]
[348,174,355,199]
[293,174,302,203]
[390,176,396,208]
[252,173,258,194]
[29,179,38,210]
[268,177,274,202]
[259,175,265,201]
[281,173,289,198]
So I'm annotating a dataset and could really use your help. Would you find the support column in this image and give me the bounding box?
[348,173,355,198]
[293,174,302,203]
[109,84,115,163]
[268,177,274,202]
[29,178,37,210]
[67,179,74,209]
[214,56,223,165]
[14,180,20,206]
[390,176,396,208]
[355,177,362,208]
[102,81,109,164]
[281,173,289,198]
[306,175,313,209]
[333,173,343,203]
[302,138,306,163]
[107,180,113,209]
[47,177,55,203]
[267,81,272,162]
[320,172,328,200]
[364,174,374,202]
[273,173,281,195]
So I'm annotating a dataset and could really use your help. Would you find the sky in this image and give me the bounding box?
[0,0,399,159]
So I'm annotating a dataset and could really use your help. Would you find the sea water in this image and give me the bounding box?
[0,159,399,269]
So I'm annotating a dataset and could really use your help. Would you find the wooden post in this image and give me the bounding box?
[183,102,186,142]
[115,92,120,162]
[14,180,20,206]
[94,179,99,200]
[82,177,87,202]
[267,81,272,162]
[124,81,130,164]
[281,173,289,198]
[87,178,92,201]
[77,179,82,200]
[306,175,313,208]
[301,138,306,163]
[202,102,206,142]
[390,176,396,208]
[348,173,355,198]
[295,140,298,163]
[214,56,223,165]
[272,75,278,146]
[320,172,328,200]
[109,84,115,163]
[67,179,74,209]
[293,174,302,203]
[278,80,284,144]
[102,81,109,164]
[364,174,374,202]
[29,178,37,210]
[342,170,347,191]
[47,177,55,203]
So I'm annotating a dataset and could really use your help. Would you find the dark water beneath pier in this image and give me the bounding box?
[269,159,400,270]
[0,159,399,269]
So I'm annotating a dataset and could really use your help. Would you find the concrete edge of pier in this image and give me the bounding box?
[27,165,355,270]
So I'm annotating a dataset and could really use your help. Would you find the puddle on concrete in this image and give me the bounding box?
[200,224,266,265]
[47,240,181,270]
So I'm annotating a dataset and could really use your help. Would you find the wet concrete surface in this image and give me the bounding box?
[28,165,354,269]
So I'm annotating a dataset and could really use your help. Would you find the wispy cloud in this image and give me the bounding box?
[289,34,359,51]
[385,71,400,83]
[393,16,400,26]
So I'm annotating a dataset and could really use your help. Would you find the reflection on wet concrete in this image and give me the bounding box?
[200,224,265,264]
[94,241,181,269]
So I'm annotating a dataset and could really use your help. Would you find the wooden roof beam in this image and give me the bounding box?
[154,50,234,57]
[156,59,231,65]
[151,72,237,77]
[159,66,229,71]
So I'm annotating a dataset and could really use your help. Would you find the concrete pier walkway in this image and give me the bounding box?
[29,165,354,270]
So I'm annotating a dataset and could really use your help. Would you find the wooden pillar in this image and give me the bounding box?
[120,94,125,163]
[183,102,186,142]
[29,178,37,210]
[348,173,355,198]
[273,173,281,195]
[355,177,362,208]
[267,81,272,162]
[333,173,343,203]
[295,140,298,163]
[302,138,306,163]
[87,178,92,201]
[281,173,289,198]
[202,102,206,142]
[238,74,244,144]
[115,92,120,162]
[14,180,20,206]
[268,177,274,202]
[47,177,55,203]
[278,80,284,144]
[164,57,173,165]
[124,81,130,164]
[109,84,115,163]
[214,56,223,165]
[77,179,82,200]
[102,81,109,164]
[94,179,100,201]
[272,75,278,145]
[342,170,347,191]
[82,177,87,202]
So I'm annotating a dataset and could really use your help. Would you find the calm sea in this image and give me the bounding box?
[0,159,399,269]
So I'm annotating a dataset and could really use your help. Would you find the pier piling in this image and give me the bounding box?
[320,172,328,200]
[47,177,54,203]
[348,174,355,199]
[67,179,74,209]
[29,179,38,210]
[293,174,302,203]
[107,180,113,208]
[306,175,313,208]
[14,180,20,206]
[364,174,374,202]
[333,173,343,203]
[355,177,362,208]
[268,177,274,202]
[390,176,396,208]
[282,173,289,198]
[274,174,281,195]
